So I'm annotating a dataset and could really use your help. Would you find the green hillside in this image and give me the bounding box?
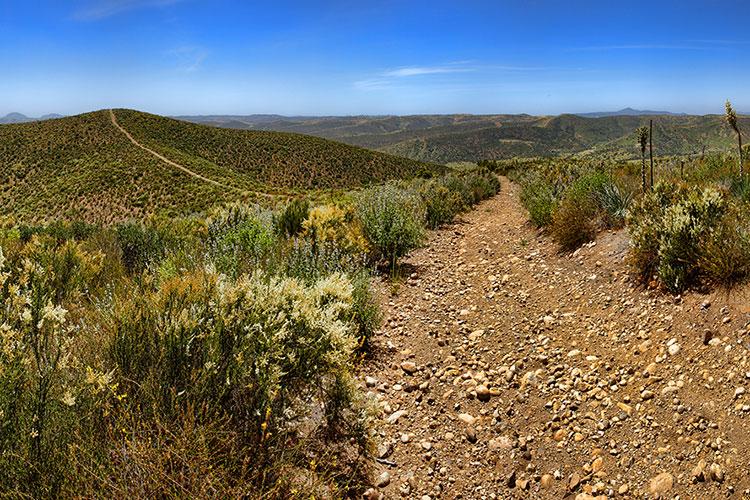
[0,109,442,223]
[184,113,750,163]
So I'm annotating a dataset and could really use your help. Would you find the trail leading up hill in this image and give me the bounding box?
[109,109,241,192]
[364,178,750,499]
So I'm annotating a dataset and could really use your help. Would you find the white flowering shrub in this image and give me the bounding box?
[0,241,109,496]
[628,183,729,292]
[106,268,369,489]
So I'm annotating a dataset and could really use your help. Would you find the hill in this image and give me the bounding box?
[0,112,65,124]
[575,107,687,118]
[182,113,749,163]
[0,109,441,223]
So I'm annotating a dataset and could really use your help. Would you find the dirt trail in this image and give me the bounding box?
[109,109,255,195]
[364,178,750,499]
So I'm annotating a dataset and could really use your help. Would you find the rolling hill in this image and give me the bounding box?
[0,109,441,224]
[182,112,749,163]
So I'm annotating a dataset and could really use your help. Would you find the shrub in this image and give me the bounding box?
[0,243,107,497]
[551,192,599,250]
[520,175,557,228]
[699,209,750,287]
[274,198,310,237]
[302,204,369,255]
[115,221,167,274]
[105,269,369,492]
[420,183,464,229]
[730,175,750,203]
[355,184,426,269]
[628,183,729,292]
[206,203,275,277]
[550,171,631,251]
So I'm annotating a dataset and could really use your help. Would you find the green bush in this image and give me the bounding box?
[698,209,750,287]
[550,171,632,251]
[355,184,426,269]
[115,221,167,274]
[206,204,275,277]
[274,198,310,237]
[520,175,557,228]
[421,183,464,229]
[628,183,729,292]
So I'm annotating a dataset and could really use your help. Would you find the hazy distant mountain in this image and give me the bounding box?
[576,107,687,118]
[0,112,65,124]
[0,112,32,124]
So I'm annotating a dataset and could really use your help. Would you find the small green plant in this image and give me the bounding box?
[519,175,557,228]
[355,184,426,270]
[274,198,310,237]
[115,221,167,274]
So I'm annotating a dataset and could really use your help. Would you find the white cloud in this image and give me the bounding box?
[74,0,184,20]
[167,46,208,72]
[382,66,474,78]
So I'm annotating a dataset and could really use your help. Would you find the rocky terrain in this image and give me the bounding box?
[362,178,750,499]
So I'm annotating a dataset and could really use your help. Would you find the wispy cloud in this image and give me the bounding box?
[166,46,208,72]
[382,65,474,78]
[74,0,184,21]
[354,62,547,92]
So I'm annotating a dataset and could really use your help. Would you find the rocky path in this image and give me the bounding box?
[109,109,272,198]
[363,178,750,499]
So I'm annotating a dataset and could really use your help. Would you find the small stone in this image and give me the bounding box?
[400,361,417,374]
[668,343,681,356]
[591,456,604,473]
[506,470,517,488]
[709,462,724,482]
[691,459,706,482]
[420,440,432,451]
[386,410,407,424]
[517,478,529,490]
[617,402,633,415]
[569,472,581,491]
[618,483,629,494]
[365,376,378,387]
[465,427,478,443]
[553,428,566,441]
[377,442,392,459]
[734,386,746,399]
[475,385,491,402]
[540,474,554,489]
[648,472,674,497]
[375,471,391,488]
[458,413,477,426]
[363,487,380,500]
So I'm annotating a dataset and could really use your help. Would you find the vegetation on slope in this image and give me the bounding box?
[114,109,443,191]
[184,112,750,164]
[0,110,443,224]
[0,111,240,224]
[0,167,499,498]
[497,148,750,292]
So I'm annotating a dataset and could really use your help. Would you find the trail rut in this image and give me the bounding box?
[364,178,750,499]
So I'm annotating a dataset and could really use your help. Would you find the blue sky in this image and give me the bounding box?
[1,0,749,116]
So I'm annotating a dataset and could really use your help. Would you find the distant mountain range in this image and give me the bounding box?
[180,111,746,163]
[575,108,688,118]
[0,112,64,124]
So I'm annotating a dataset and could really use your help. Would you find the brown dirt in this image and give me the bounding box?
[363,178,750,499]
